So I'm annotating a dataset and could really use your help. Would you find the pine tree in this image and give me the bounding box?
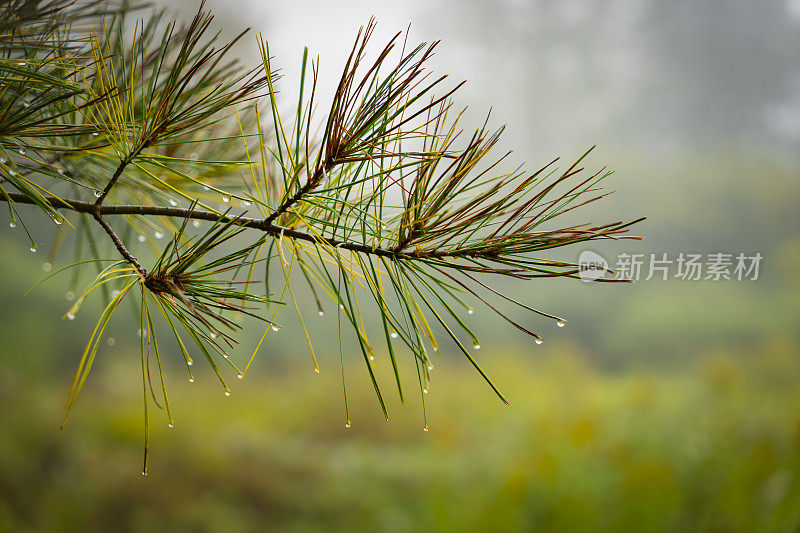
[0,1,643,472]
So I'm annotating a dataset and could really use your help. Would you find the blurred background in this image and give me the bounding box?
[1,0,799,531]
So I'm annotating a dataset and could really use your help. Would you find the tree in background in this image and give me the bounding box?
[0,0,642,472]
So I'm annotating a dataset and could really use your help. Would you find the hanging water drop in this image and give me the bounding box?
[92,132,99,137]
[22,102,30,108]
[433,346,438,352]
[427,364,433,371]
[168,421,174,428]
[237,373,243,380]
[29,245,37,253]
[17,62,25,66]
[137,234,146,242]
[9,221,16,228]
[271,324,282,332]
[107,337,115,346]
[369,355,375,361]
[224,391,231,397]
[54,217,62,226]
[423,388,428,394]
[222,195,230,203]
[189,377,194,383]
[345,421,351,429]
[210,332,217,339]
[556,319,566,328]
[473,343,481,350]
[187,360,193,366]
[467,308,474,315]
[66,312,75,321]
[153,231,163,239]
[339,304,345,310]
[318,310,325,317]
[314,368,320,374]
[390,330,398,339]
[42,262,51,272]
[203,185,210,191]
[192,220,200,228]
[0,157,5,163]
[169,199,178,207]
[93,189,101,198]
[535,338,543,345]
[111,289,120,298]
[65,291,75,301]
[18,147,26,155]
[242,200,251,207]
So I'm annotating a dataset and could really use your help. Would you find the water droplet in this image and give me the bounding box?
[236,373,244,380]
[54,217,63,226]
[42,262,51,271]
[433,347,438,352]
[390,330,398,339]
[9,221,16,228]
[168,421,174,428]
[66,312,75,321]
[222,354,229,359]
[224,391,231,397]
[29,245,37,253]
[192,220,200,228]
[473,343,481,350]
[92,132,99,137]
[314,368,320,374]
[18,62,25,66]
[137,234,146,242]
[318,311,325,317]
[107,337,115,346]
[369,355,375,361]
[187,360,193,366]
[271,324,282,332]
[423,388,428,394]
[57,168,65,175]
[0,157,5,163]
[93,189,101,197]
[111,289,120,298]
[153,231,163,239]
[18,147,26,155]
[189,378,194,383]
[210,333,217,339]
[427,364,433,371]
[339,304,345,310]
[467,308,474,315]
[242,200,251,207]
[65,291,75,301]
[345,422,351,428]
[535,338,543,345]
[141,470,148,477]
[423,425,429,432]
[203,185,210,191]
[22,102,30,108]
[556,319,566,328]
[169,199,177,207]
[222,195,230,203]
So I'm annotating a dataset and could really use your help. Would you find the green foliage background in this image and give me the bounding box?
[1,156,798,531]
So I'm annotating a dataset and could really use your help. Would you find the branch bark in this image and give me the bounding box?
[3,192,414,260]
